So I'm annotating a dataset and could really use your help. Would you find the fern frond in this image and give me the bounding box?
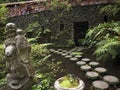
[94,38,120,61]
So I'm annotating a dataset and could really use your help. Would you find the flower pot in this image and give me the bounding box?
[54,77,85,90]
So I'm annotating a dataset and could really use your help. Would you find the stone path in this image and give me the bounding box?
[49,47,120,90]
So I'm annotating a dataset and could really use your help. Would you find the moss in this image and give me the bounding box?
[59,75,79,88]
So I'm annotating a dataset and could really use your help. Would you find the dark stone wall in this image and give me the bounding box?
[8,4,119,45]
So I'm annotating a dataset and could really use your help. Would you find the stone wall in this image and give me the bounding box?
[8,4,119,45]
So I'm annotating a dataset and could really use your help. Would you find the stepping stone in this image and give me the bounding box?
[116,88,120,90]
[57,49,62,52]
[103,75,119,85]
[80,65,91,71]
[62,50,67,53]
[81,58,90,62]
[86,71,99,80]
[95,67,107,74]
[61,53,68,56]
[49,49,55,52]
[54,51,59,53]
[70,57,78,61]
[65,55,72,59]
[57,52,63,55]
[89,62,99,67]
[74,55,82,59]
[92,80,109,90]
[76,61,86,66]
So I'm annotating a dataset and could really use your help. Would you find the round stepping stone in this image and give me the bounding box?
[65,55,72,59]
[61,53,68,56]
[70,57,78,61]
[95,67,107,74]
[116,88,120,90]
[92,80,109,90]
[54,51,59,53]
[89,62,99,67]
[81,58,90,62]
[86,71,99,80]
[62,50,67,53]
[75,55,82,59]
[57,52,63,55]
[76,61,86,66]
[80,65,91,71]
[49,49,55,52]
[103,75,119,85]
[57,49,62,52]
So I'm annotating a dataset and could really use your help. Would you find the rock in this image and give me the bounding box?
[74,55,82,59]
[103,75,119,85]
[76,61,86,66]
[61,53,68,56]
[70,57,78,61]
[86,71,99,80]
[80,65,91,71]
[89,62,99,67]
[81,58,90,62]
[62,50,68,53]
[116,88,120,90]
[57,49,62,52]
[92,80,109,90]
[95,67,107,74]
[49,49,55,52]
[65,55,72,59]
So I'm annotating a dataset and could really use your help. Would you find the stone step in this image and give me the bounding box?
[74,55,82,59]
[65,55,72,59]
[103,75,119,85]
[92,80,109,90]
[81,58,90,62]
[76,61,86,66]
[89,61,99,67]
[116,88,120,90]
[95,67,107,74]
[61,53,68,56]
[57,49,63,52]
[80,65,91,71]
[70,57,78,61]
[86,71,99,80]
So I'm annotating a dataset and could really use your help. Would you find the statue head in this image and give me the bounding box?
[5,23,17,38]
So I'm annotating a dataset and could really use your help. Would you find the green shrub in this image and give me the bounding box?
[85,21,120,61]
[67,40,75,48]
[0,44,6,79]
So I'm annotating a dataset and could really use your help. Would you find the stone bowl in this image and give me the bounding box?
[54,77,85,90]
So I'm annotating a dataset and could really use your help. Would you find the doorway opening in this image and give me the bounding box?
[74,21,89,46]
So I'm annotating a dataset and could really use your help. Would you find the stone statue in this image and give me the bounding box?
[3,23,35,90]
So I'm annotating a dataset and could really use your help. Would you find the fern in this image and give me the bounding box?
[94,38,120,61]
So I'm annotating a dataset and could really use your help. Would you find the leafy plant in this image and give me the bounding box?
[85,21,120,61]
[0,5,8,23]
[31,44,66,90]
[93,37,120,61]
[100,4,120,16]
[25,22,51,43]
[46,0,71,11]
[0,78,6,86]
[0,44,6,78]
[67,40,75,48]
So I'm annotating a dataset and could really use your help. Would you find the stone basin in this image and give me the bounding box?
[54,77,85,90]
